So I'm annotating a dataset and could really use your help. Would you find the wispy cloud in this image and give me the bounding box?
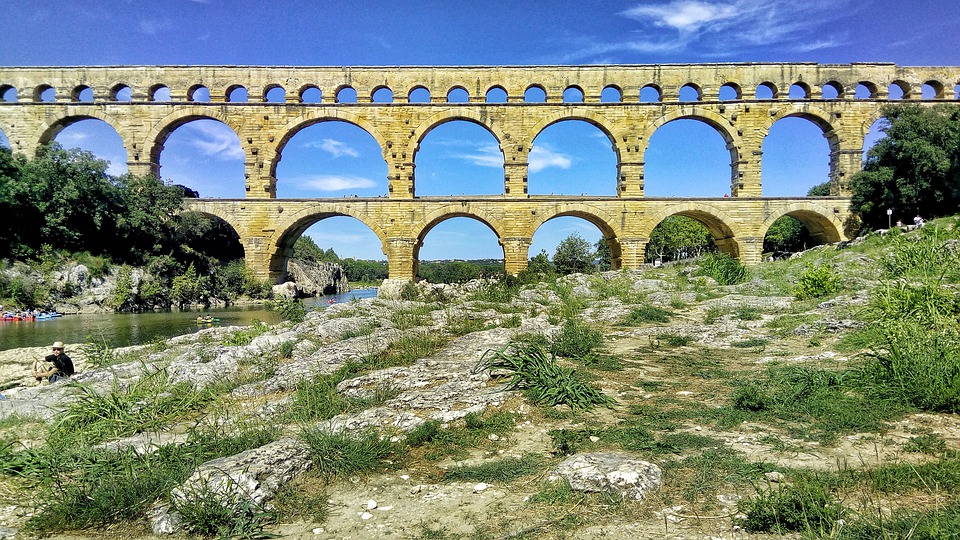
[139,19,171,36]
[566,0,853,61]
[186,122,244,160]
[56,131,88,145]
[296,175,377,191]
[302,138,360,158]
[453,144,503,168]
[528,146,572,173]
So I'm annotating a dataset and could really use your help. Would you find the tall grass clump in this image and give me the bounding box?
[223,320,269,346]
[173,476,277,539]
[550,318,604,360]
[301,428,401,478]
[793,263,842,300]
[738,478,846,535]
[476,343,615,411]
[621,304,671,325]
[694,253,748,285]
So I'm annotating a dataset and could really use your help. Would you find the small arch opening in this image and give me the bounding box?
[922,81,943,99]
[73,86,94,102]
[821,82,842,99]
[265,86,286,103]
[755,82,777,100]
[227,86,248,102]
[485,86,508,103]
[1,85,18,102]
[789,83,810,99]
[336,86,358,103]
[562,86,584,103]
[640,85,661,103]
[524,85,546,103]
[189,85,210,102]
[888,81,909,100]
[300,86,322,103]
[856,82,878,99]
[36,85,56,102]
[600,85,622,103]
[447,87,469,103]
[150,84,171,102]
[409,86,431,103]
[372,87,394,103]
[678,84,700,102]
[719,83,741,101]
[111,84,132,102]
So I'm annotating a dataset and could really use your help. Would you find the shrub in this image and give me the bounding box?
[273,296,306,323]
[550,318,603,359]
[622,305,671,324]
[694,253,748,285]
[738,479,846,535]
[476,343,615,411]
[794,263,842,300]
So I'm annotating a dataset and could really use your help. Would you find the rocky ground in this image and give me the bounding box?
[0,236,958,539]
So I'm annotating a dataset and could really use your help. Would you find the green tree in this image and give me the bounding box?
[763,216,813,253]
[595,239,612,271]
[851,104,960,228]
[645,216,714,263]
[552,232,594,275]
[807,182,832,196]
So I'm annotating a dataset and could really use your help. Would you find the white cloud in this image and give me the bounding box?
[297,175,377,191]
[454,144,503,168]
[302,138,360,158]
[528,146,572,173]
[186,122,244,160]
[56,131,88,145]
[621,1,737,32]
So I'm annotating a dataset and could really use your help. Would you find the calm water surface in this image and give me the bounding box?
[0,289,377,351]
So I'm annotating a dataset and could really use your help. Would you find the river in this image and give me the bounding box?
[0,289,378,351]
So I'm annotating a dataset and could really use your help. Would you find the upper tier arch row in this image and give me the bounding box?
[2,63,960,104]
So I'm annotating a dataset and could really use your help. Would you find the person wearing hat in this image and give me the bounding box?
[32,342,75,383]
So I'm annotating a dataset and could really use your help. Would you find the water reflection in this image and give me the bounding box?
[0,288,377,351]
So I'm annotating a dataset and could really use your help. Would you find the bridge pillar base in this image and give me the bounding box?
[617,237,648,270]
[501,237,533,275]
[386,237,418,281]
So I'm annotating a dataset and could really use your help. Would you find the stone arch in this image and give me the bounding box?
[643,203,742,258]
[719,82,742,100]
[412,210,506,276]
[225,84,248,102]
[527,110,617,149]
[922,80,945,99]
[71,85,94,102]
[485,85,509,102]
[679,83,702,101]
[821,80,844,99]
[529,207,624,268]
[445,85,470,102]
[143,107,244,172]
[408,85,431,103]
[409,109,507,160]
[110,83,132,101]
[641,109,742,176]
[297,84,322,102]
[270,110,390,179]
[269,205,389,280]
[759,202,844,245]
[762,106,839,144]
[371,84,394,102]
[889,79,912,99]
[32,110,129,156]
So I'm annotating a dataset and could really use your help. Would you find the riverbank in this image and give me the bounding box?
[1,222,959,538]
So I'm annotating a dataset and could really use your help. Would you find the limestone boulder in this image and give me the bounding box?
[548,452,663,500]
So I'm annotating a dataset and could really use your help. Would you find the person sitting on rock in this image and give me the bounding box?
[32,341,75,383]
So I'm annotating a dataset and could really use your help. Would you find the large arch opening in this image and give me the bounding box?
[414,120,503,196]
[157,119,245,198]
[644,119,733,197]
[863,117,889,160]
[416,216,504,282]
[645,215,714,263]
[277,214,387,287]
[46,118,128,176]
[176,211,245,266]
[762,116,832,196]
[0,127,10,149]
[530,215,611,273]
[527,120,617,196]
[275,120,388,198]
[762,210,841,257]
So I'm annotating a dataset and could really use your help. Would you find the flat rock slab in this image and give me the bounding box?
[549,452,663,501]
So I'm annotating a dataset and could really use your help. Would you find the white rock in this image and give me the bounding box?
[312,528,323,534]
[400,474,410,481]
[366,499,378,510]
[488,433,499,441]
[589,436,600,443]
[473,482,489,492]
[360,512,373,520]
[378,505,393,511]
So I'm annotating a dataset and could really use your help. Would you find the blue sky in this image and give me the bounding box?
[1,0,958,261]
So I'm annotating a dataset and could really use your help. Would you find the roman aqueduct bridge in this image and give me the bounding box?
[2,63,958,281]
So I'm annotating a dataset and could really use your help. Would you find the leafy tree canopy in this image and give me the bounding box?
[851,104,960,228]
[552,232,595,275]
[645,216,714,263]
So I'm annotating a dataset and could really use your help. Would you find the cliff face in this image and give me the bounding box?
[285,259,350,297]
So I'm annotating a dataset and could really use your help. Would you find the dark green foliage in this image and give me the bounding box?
[763,215,813,253]
[550,318,604,359]
[442,453,544,483]
[807,181,832,196]
[418,259,504,283]
[273,296,307,323]
[732,383,768,411]
[174,481,279,539]
[645,216,714,263]
[520,249,557,281]
[694,253,748,285]
[738,479,846,535]
[838,504,960,540]
[622,304,671,324]
[552,232,595,275]
[301,429,401,478]
[476,343,615,411]
[793,263,842,299]
[850,104,960,228]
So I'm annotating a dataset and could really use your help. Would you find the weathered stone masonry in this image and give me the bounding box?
[1,63,958,281]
